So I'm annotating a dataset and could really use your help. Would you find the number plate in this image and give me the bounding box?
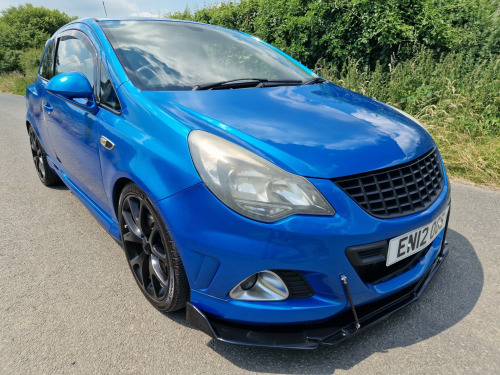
[386,206,449,266]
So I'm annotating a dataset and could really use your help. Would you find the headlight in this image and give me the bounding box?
[188,130,335,222]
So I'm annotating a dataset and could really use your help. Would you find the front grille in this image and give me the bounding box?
[273,270,314,299]
[335,148,444,218]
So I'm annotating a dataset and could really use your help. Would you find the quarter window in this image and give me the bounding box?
[99,62,121,111]
[55,34,96,88]
[39,40,55,80]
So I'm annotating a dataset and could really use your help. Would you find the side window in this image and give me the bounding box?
[39,40,55,80]
[99,62,121,111]
[55,34,96,89]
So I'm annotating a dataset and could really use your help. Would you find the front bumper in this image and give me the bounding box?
[186,242,449,349]
[158,174,450,326]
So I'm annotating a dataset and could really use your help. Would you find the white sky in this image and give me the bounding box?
[0,0,216,19]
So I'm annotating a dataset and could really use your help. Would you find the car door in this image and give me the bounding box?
[27,39,57,157]
[42,29,108,209]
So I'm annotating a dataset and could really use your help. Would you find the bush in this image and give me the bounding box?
[0,47,20,72]
[0,3,75,73]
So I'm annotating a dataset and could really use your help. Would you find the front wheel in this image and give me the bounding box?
[118,183,189,312]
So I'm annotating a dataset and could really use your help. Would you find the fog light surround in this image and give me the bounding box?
[229,270,289,301]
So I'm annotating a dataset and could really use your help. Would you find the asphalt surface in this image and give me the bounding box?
[1,93,499,374]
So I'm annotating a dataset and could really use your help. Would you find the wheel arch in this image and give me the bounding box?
[110,174,166,219]
[112,176,134,219]
[26,120,40,138]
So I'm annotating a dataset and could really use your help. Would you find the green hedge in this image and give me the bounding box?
[171,0,499,69]
[0,4,75,73]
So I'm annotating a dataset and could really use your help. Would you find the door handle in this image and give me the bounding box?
[43,103,53,114]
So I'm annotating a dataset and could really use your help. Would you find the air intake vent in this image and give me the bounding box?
[334,148,444,218]
[345,240,431,284]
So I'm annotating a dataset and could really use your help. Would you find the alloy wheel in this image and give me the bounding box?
[121,195,171,301]
[30,129,45,181]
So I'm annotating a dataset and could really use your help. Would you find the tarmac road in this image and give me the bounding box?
[1,93,499,374]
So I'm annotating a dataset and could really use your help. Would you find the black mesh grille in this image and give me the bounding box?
[334,148,444,218]
[273,270,314,299]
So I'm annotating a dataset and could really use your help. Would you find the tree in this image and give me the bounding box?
[0,3,76,73]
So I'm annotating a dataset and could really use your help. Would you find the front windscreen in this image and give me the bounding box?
[99,20,313,91]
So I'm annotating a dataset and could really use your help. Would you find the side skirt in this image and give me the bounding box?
[46,155,121,241]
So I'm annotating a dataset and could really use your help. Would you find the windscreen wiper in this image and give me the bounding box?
[302,77,327,85]
[255,79,304,88]
[193,78,304,90]
[193,78,268,91]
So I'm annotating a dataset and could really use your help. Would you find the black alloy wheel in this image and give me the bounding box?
[119,183,189,312]
[28,126,60,186]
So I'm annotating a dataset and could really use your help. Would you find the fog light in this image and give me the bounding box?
[240,274,258,290]
[229,270,289,301]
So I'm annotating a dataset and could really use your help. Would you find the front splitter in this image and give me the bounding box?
[186,243,449,349]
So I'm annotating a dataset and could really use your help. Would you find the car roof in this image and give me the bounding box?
[76,17,208,26]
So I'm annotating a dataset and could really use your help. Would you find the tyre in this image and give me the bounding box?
[28,126,61,186]
[118,183,189,312]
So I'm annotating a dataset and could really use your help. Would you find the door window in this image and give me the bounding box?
[55,33,96,88]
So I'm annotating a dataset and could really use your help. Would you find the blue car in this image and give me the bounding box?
[26,18,450,349]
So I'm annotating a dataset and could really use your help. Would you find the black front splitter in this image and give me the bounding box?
[186,244,449,349]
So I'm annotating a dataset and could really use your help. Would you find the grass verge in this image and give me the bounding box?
[0,70,36,95]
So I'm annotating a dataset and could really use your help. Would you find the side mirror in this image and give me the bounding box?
[46,72,98,114]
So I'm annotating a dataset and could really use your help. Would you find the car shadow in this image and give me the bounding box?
[48,183,69,191]
[190,229,482,374]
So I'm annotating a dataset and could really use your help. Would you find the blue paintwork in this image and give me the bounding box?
[26,18,450,326]
[157,176,449,324]
[46,71,93,99]
[143,85,435,178]
[44,80,107,211]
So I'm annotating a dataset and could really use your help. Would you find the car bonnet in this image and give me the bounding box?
[142,83,435,179]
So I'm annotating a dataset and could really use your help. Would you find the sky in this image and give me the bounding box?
[0,0,216,18]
